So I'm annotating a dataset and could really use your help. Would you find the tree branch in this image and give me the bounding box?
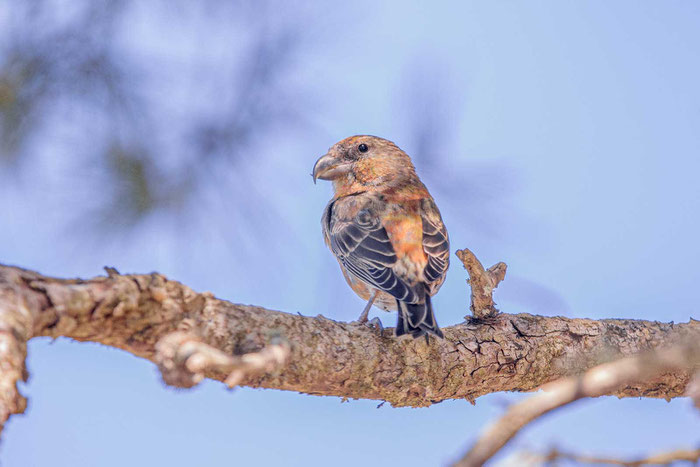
[0,256,698,437]
[155,329,290,389]
[518,447,700,466]
[454,338,700,466]
[0,267,43,435]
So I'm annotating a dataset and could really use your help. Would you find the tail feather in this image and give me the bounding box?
[395,293,444,340]
[395,308,407,336]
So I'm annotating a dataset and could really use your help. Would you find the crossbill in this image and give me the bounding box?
[312,135,449,339]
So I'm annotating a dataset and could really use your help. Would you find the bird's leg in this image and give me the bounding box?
[356,290,378,324]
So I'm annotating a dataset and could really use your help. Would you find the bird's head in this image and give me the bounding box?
[312,135,417,195]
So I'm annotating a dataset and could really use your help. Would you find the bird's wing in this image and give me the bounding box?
[326,198,420,303]
[420,198,450,294]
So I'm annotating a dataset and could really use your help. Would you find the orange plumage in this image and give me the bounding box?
[312,135,449,339]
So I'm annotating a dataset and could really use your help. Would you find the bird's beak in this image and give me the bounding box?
[312,153,351,184]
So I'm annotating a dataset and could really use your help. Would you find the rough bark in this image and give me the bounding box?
[455,339,700,466]
[0,276,33,434]
[0,260,698,424]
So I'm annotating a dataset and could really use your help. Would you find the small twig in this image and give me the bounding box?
[454,339,700,467]
[155,331,290,389]
[687,371,700,411]
[103,266,121,277]
[455,249,507,319]
[523,446,700,466]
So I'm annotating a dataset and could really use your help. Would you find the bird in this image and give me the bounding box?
[312,135,449,339]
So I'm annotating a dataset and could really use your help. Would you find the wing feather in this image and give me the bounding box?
[420,199,450,293]
[328,203,419,303]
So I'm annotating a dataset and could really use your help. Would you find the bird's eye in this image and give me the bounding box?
[358,143,369,153]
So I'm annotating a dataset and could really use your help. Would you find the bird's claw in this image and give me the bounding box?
[350,317,384,334]
[366,317,384,334]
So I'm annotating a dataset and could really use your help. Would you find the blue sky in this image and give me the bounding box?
[1,1,699,465]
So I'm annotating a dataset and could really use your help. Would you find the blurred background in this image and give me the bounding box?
[1,1,699,465]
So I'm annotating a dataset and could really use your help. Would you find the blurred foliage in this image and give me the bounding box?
[0,0,308,234]
[395,60,520,238]
[0,0,130,160]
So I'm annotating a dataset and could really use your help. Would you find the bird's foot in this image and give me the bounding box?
[366,317,384,334]
[350,317,384,335]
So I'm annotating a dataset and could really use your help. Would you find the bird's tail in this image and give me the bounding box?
[395,293,444,340]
